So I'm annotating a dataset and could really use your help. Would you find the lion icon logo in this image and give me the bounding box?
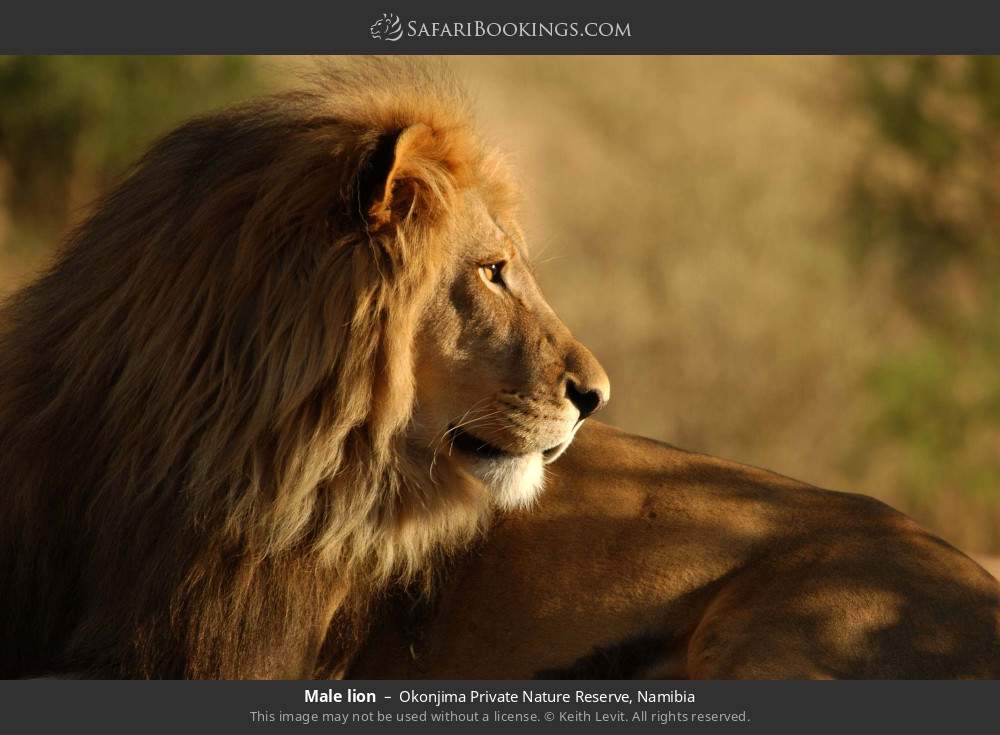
[370,13,404,42]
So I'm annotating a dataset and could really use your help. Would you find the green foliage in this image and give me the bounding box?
[849,57,1000,508]
[0,56,260,245]
[851,57,1000,292]
[866,329,1000,503]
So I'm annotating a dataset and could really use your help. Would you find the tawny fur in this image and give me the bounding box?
[0,60,514,678]
[352,422,1000,679]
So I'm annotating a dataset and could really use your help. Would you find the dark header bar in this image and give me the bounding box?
[2,0,1000,54]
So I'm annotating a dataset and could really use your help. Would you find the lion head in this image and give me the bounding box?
[0,60,607,678]
[409,186,609,509]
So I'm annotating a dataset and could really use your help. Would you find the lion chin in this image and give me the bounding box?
[448,422,585,510]
[468,453,546,510]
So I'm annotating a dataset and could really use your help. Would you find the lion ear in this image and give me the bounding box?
[358,123,452,229]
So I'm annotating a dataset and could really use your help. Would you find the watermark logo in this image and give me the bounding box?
[368,15,631,43]
[370,13,404,42]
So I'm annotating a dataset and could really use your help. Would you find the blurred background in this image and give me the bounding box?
[1,56,998,559]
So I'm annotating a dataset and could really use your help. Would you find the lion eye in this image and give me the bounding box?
[478,261,507,286]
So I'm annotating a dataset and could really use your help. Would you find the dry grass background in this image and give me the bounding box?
[1,56,997,557]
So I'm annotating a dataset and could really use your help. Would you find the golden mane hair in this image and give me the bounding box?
[0,60,515,678]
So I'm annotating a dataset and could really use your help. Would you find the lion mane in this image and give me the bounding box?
[0,60,512,678]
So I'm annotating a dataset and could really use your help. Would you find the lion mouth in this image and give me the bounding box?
[449,426,509,460]
[450,425,570,464]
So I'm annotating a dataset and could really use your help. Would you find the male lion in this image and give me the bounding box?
[0,61,608,678]
[352,422,1000,679]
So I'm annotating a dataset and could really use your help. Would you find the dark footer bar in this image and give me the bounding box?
[2,680,997,733]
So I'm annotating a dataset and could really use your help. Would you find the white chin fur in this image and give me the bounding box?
[471,452,545,509]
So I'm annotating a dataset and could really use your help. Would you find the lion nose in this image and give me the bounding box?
[565,378,607,421]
